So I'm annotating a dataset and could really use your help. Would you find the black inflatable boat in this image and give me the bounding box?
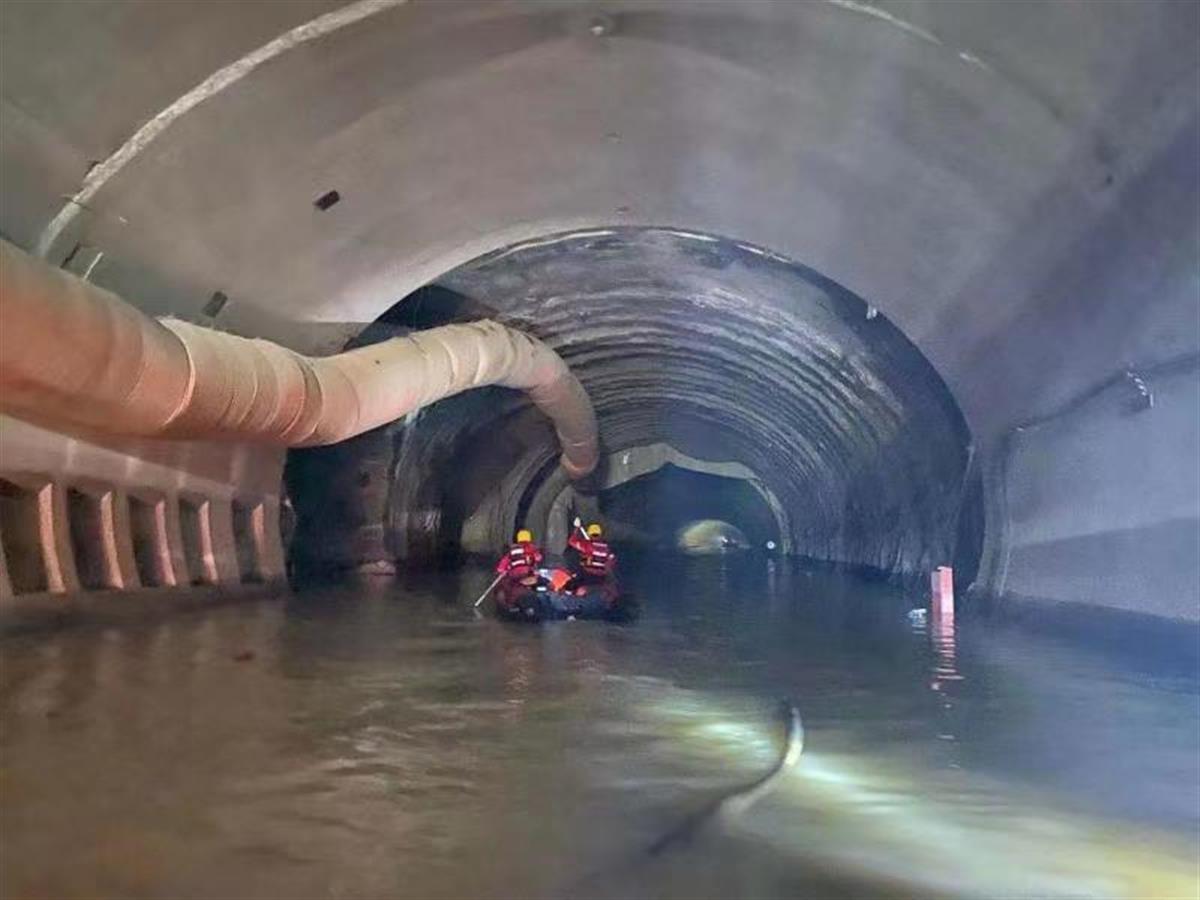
[495,571,624,622]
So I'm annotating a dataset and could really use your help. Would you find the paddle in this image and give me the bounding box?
[473,572,505,608]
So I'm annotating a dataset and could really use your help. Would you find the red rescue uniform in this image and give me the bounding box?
[496,541,544,583]
[567,532,615,579]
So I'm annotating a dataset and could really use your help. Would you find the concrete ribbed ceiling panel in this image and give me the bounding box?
[383,227,970,574]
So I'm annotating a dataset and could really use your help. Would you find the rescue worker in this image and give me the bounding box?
[567,519,616,583]
[496,528,544,587]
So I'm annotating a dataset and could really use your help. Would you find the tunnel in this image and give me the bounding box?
[1,0,1195,617]
[0,2,1197,898]
[287,226,978,580]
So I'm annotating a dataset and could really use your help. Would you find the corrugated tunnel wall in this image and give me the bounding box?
[287,228,976,581]
[1,0,1197,621]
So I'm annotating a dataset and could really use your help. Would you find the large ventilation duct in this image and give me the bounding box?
[0,239,598,477]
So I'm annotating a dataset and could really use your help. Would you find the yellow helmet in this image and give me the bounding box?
[586,523,603,538]
[516,528,533,543]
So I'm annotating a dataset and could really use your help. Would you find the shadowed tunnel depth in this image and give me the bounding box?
[288,228,978,582]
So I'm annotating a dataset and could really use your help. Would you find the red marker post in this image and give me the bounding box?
[931,565,955,630]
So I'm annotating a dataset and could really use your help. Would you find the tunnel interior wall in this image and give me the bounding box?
[960,113,1200,621]
[287,228,976,582]
[1,0,1196,619]
[979,361,1200,620]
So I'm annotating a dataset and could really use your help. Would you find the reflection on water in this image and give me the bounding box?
[1,558,1197,899]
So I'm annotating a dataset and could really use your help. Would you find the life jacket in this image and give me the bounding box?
[502,542,540,579]
[580,540,613,577]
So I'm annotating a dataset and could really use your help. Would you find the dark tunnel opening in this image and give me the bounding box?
[287,227,979,587]
[598,464,779,553]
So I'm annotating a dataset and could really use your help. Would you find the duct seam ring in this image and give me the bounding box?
[160,319,200,430]
[408,334,435,407]
[275,347,313,441]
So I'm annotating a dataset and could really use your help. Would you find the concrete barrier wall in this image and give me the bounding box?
[0,415,287,622]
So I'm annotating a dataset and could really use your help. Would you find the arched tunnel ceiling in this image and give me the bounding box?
[1,0,1196,447]
[379,227,970,575]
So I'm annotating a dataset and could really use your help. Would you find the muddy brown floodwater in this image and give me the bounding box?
[2,557,1198,899]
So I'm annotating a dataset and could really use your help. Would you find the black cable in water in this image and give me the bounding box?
[645,700,804,857]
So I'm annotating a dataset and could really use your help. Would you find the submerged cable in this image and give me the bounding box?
[646,700,804,856]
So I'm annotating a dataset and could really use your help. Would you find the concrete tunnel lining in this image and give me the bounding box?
[0,0,1196,618]
[6,0,1192,419]
[287,226,976,582]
